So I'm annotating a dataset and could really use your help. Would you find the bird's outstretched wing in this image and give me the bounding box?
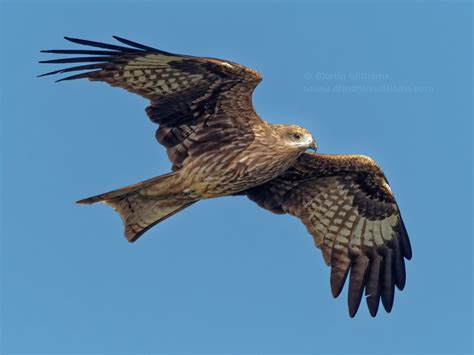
[39,36,263,170]
[242,153,412,317]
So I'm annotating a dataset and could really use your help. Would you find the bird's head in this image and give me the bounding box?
[277,124,317,152]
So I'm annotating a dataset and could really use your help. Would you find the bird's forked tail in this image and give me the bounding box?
[77,172,196,242]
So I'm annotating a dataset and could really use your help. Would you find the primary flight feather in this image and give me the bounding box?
[40,36,412,317]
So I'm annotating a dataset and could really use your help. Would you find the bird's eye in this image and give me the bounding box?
[292,133,302,140]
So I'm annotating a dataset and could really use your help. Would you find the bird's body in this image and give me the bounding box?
[176,123,309,198]
[40,36,412,318]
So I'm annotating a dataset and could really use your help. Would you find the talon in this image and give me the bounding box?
[183,188,197,198]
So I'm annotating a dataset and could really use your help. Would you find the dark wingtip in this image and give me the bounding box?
[330,257,351,298]
[347,256,369,318]
[367,297,379,317]
[112,35,168,54]
[396,281,406,291]
[398,214,412,260]
[55,74,85,82]
[365,256,382,317]
[331,280,345,298]
[382,301,394,313]
[64,36,91,46]
[37,68,65,78]
[39,57,111,64]
[348,302,360,318]
[380,250,395,312]
[394,247,406,291]
[62,36,136,52]
[76,195,102,204]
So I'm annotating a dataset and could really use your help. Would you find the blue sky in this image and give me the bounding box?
[1,1,472,354]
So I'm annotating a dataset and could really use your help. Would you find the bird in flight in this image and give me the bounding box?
[40,36,412,317]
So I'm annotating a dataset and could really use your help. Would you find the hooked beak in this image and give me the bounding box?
[309,140,317,151]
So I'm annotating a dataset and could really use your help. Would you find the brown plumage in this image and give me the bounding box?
[40,36,412,317]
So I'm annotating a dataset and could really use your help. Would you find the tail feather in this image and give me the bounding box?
[77,173,197,242]
[104,196,196,242]
[76,172,177,205]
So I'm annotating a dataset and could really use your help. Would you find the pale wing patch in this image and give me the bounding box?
[295,182,401,263]
[126,53,177,66]
[119,55,205,96]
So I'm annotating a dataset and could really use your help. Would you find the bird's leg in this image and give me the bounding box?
[183,187,199,199]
